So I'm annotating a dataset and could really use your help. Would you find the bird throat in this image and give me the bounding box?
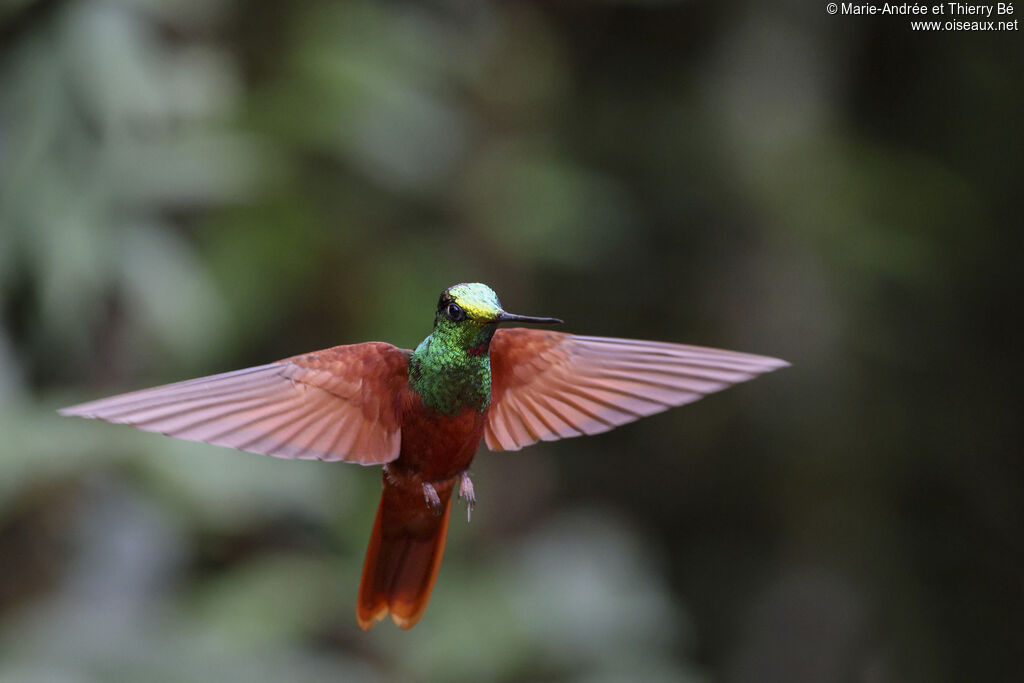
[409,320,494,416]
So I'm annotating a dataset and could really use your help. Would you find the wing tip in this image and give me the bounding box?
[58,404,95,418]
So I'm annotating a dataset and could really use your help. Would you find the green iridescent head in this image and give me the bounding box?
[435,283,562,327]
[412,284,562,414]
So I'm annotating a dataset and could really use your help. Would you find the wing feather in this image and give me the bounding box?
[60,342,410,465]
[487,329,787,451]
[532,394,587,440]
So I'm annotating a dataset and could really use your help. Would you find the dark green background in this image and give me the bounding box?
[1,1,1020,681]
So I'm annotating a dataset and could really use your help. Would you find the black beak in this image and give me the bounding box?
[495,311,564,325]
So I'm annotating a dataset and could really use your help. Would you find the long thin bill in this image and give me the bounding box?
[495,312,564,325]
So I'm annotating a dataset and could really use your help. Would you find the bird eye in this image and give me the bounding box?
[445,302,466,321]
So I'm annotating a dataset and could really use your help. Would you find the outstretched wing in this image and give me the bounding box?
[60,342,410,465]
[486,329,788,451]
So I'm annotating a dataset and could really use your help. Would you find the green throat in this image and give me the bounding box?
[408,317,494,416]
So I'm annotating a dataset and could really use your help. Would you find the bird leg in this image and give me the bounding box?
[458,471,475,522]
[422,482,442,515]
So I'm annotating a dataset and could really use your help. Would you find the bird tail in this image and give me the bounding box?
[356,477,453,630]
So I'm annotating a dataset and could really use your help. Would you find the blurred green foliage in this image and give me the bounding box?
[1,1,1021,681]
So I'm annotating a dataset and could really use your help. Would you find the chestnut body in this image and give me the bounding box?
[356,392,489,629]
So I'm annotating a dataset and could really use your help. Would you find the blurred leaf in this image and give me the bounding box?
[465,141,632,268]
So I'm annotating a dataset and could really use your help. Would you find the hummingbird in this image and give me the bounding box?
[60,282,787,630]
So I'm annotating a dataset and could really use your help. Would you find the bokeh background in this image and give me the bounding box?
[1,1,1021,681]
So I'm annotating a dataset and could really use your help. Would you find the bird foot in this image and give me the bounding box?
[422,482,442,515]
[458,472,475,522]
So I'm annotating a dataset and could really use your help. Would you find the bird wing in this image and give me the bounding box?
[60,342,410,465]
[486,329,788,451]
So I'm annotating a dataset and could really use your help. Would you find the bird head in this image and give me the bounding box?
[435,283,562,328]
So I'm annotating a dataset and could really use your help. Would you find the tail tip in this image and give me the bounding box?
[356,606,387,631]
[356,604,425,631]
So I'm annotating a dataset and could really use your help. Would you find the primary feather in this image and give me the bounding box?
[59,342,410,465]
[486,329,788,451]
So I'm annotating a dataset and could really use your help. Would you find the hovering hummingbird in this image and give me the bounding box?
[60,282,787,630]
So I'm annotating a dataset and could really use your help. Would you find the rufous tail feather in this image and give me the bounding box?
[356,480,453,630]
